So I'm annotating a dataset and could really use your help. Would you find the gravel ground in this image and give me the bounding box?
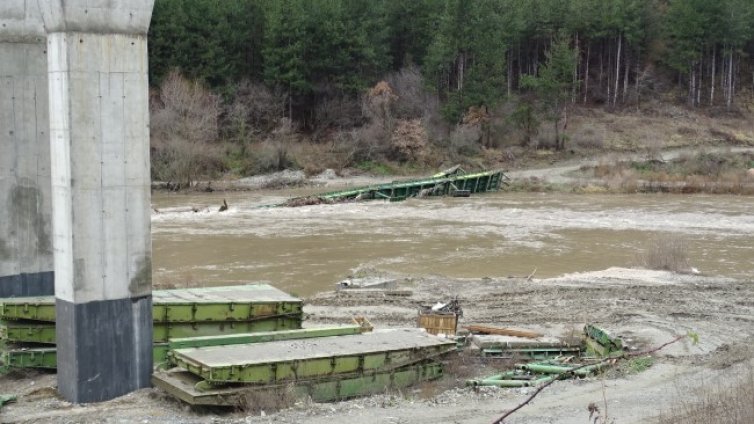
[3,267,753,423]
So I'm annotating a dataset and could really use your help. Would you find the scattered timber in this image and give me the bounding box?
[464,325,543,339]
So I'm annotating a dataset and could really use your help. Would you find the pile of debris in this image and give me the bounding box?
[418,298,463,337]
[0,285,458,407]
[467,358,609,388]
[0,285,303,371]
[465,323,628,387]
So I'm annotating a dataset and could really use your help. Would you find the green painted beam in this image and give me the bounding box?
[2,344,172,370]
[584,324,623,351]
[468,375,555,387]
[1,316,302,344]
[518,362,606,377]
[481,346,582,359]
[153,316,302,343]
[171,330,456,384]
[153,301,302,324]
[585,337,612,357]
[168,325,363,350]
[1,321,56,344]
[0,285,303,323]
[152,362,444,406]
[2,347,57,369]
[0,297,55,322]
[280,169,506,206]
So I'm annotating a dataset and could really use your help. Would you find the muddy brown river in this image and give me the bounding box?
[151,190,753,297]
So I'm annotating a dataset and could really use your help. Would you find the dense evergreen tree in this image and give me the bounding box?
[424,0,508,122]
[148,0,754,128]
[521,35,579,150]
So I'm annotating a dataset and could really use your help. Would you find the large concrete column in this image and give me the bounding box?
[0,1,55,297]
[37,0,155,403]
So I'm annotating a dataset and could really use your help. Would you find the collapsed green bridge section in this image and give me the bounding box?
[282,167,507,206]
[0,286,456,405]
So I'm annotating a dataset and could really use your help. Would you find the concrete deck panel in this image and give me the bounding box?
[0,284,303,323]
[174,329,454,368]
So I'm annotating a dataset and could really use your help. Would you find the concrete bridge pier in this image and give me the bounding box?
[0,2,55,297]
[37,0,156,403]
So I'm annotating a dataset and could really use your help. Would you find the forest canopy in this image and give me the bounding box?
[147,0,754,183]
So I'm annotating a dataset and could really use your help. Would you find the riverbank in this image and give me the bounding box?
[3,267,753,423]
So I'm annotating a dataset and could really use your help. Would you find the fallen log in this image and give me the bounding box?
[463,325,543,339]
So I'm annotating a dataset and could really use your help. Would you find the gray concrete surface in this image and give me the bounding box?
[0,0,55,297]
[38,0,156,403]
[174,329,455,367]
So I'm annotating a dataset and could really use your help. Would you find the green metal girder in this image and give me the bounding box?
[281,169,506,206]
[153,316,302,343]
[2,347,57,369]
[517,362,606,377]
[584,336,622,357]
[170,332,456,385]
[152,301,302,324]
[584,324,623,351]
[302,362,442,402]
[0,297,55,322]
[151,362,444,406]
[0,394,16,408]
[0,302,303,323]
[2,344,171,370]
[468,375,555,387]
[0,285,303,324]
[481,346,582,359]
[0,321,56,344]
[1,316,302,344]
[168,326,362,350]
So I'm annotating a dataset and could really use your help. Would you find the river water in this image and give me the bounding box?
[151,189,753,296]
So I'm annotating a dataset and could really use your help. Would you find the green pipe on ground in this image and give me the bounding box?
[468,375,555,388]
[519,363,605,377]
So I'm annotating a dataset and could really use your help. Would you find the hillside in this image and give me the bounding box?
[145,0,754,187]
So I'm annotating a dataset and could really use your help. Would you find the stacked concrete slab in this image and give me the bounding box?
[0,0,55,298]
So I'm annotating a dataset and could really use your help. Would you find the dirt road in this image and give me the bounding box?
[507,146,754,185]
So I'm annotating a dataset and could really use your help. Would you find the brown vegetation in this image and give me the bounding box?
[637,236,691,273]
[235,386,296,415]
[150,71,224,188]
[659,367,754,424]
[148,69,754,189]
[585,151,754,195]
